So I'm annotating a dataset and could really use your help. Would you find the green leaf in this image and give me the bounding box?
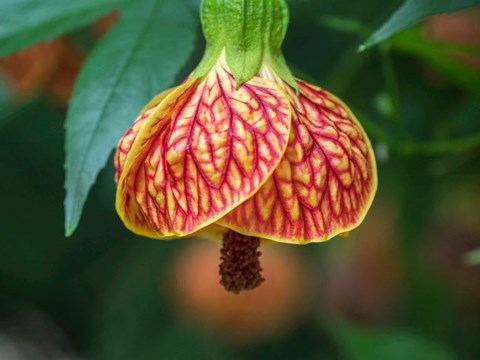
[64,0,198,236]
[329,320,457,360]
[0,0,120,56]
[361,0,480,50]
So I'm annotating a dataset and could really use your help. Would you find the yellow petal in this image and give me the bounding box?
[218,80,377,244]
[116,65,292,239]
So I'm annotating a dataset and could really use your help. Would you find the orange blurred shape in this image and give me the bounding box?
[323,202,401,324]
[0,12,120,105]
[92,11,119,39]
[0,39,83,106]
[424,9,480,68]
[47,41,83,106]
[169,240,311,344]
[0,40,65,100]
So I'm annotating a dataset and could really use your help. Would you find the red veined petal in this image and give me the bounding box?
[114,87,175,182]
[218,80,377,244]
[116,65,291,238]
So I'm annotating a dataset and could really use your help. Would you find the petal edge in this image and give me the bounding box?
[218,79,377,244]
[116,66,292,238]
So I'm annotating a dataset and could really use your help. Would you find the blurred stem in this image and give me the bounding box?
[323,45,371,95]
[404,133,480,155]
[378,44,410,138]
[379,45,399,117]
[359,112,480,156]
[464,247,480,266]
[316,17,372,95]
[395,159,454,338]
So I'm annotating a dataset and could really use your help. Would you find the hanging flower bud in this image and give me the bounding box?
[114,0,377,293]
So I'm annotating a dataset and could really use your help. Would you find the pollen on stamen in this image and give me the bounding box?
[219,229,265,293]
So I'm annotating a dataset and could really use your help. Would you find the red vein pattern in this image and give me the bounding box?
[114,88,174,183]
[116,66,291,238]
[218,80,377,243]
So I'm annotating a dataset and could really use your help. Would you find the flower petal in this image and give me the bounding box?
[116,66,291,238]
[114,87,175,182]
[218,80,377,244]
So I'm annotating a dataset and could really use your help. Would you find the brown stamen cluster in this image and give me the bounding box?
[219,230,265,293]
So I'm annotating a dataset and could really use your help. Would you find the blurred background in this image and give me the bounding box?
[0,0,479,359]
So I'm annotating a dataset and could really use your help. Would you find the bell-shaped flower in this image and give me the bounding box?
[114,0,377,292]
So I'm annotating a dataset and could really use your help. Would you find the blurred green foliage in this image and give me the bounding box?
[1,0,480,359]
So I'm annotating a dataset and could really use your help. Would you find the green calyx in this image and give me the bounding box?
[191,0,298,90]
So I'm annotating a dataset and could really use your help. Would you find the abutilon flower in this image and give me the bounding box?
[114,0,377,293]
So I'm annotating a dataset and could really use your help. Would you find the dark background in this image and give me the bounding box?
[1,0,479,358]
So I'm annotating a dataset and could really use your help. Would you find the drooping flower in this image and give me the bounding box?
[114,0,377,292]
